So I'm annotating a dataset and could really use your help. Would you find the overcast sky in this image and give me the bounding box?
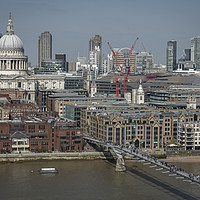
[0,0,200,66]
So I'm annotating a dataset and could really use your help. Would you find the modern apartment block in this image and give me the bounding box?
[38,31,52,67]
[178,122,200,150]
[166,40,177,72]
[191,36,200,69]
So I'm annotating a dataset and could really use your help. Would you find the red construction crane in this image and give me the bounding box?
[141,42,146,52]
[129,37,139,56]
[107,42,120,97]
[148,58,152,73]
[107,37,139,96]
[122,37,139,95]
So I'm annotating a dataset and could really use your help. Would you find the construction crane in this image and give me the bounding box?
[141,42,146,52]
[107,42,120,97]
[107,37,139,96]
[122,37,139,95]
[129,37,139,56]
[148,58,152,73]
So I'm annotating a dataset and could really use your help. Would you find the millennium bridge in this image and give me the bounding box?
[84,135,200,186]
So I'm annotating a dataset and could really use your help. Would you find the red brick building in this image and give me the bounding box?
[0,117,83,153]
[25,120,52,152]
[54,120,83,152]
[0,121,11,153]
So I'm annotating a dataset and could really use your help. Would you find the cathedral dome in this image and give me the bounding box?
[0,13,24,54]
[0,34,24,51]
[0,13,28,76]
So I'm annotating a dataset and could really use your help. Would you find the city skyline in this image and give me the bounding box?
[0,0,200,66]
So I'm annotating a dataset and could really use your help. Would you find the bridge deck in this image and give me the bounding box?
[84,135,200,185]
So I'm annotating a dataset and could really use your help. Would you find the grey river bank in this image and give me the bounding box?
[0,159,200,200]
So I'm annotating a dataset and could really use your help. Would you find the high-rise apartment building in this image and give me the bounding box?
[166,40,177,72]
[191,36,200,69]
[38,32,52,67]
[89,35,102,74]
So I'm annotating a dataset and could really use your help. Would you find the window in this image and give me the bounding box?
[39,125,45,132]
[28,125,35,133]
[72,131,75,136]
[18,82,21,88]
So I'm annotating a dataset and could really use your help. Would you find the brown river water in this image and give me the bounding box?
[0,159,200,200]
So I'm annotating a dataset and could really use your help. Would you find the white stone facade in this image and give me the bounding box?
[0,14,65,104]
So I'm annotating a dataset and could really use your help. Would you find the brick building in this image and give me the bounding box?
[54,119,82,152]
[0,121,11,152]
[0,117,83,153]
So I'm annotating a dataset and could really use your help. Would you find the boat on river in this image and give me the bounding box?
[39,168,58,173]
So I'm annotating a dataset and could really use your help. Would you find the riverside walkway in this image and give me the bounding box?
[84,135,200,185]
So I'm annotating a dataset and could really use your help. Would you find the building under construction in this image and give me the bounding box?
[113,48,137,74]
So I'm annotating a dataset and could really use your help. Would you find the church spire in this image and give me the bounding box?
[7,12,14,35]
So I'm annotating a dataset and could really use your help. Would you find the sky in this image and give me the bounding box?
[0,0,200,66]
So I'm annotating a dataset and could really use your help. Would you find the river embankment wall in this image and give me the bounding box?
[0,152,113,163]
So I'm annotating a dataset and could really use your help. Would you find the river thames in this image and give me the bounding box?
[0,159,200,200]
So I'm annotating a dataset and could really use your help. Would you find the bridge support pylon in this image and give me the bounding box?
[115,157,126,172]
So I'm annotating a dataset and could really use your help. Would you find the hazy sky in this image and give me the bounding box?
[0,0,200,66]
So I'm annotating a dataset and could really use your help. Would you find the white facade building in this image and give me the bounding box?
[0,13,64,103]
[0,13,28,75]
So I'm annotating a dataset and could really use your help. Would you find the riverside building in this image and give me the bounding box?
[81,108,200,150]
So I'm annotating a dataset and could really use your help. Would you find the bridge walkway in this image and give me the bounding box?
[83,135,200,185]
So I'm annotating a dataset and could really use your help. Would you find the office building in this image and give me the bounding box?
[135,52,153,74]
[166,40,177,72]
[184,49,191,61]
[89,35,102,74]
[34,59,67,74]
[191,36,200,69]
[55,53,66,61]
[38,31,52,67]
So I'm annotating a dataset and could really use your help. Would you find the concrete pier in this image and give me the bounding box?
[116,157,126,172]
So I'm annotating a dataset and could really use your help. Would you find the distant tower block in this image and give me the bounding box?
[38,31,52,67]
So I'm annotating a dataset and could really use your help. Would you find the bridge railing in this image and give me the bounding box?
[83,135,200,184]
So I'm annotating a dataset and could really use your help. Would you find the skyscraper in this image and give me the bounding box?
[184,49,191,61]
[89,35,102,74]
[166,40,177,72]
[191,36,200,69]
[38,31,52,67]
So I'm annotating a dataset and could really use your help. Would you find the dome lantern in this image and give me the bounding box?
[6,12,14,35]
